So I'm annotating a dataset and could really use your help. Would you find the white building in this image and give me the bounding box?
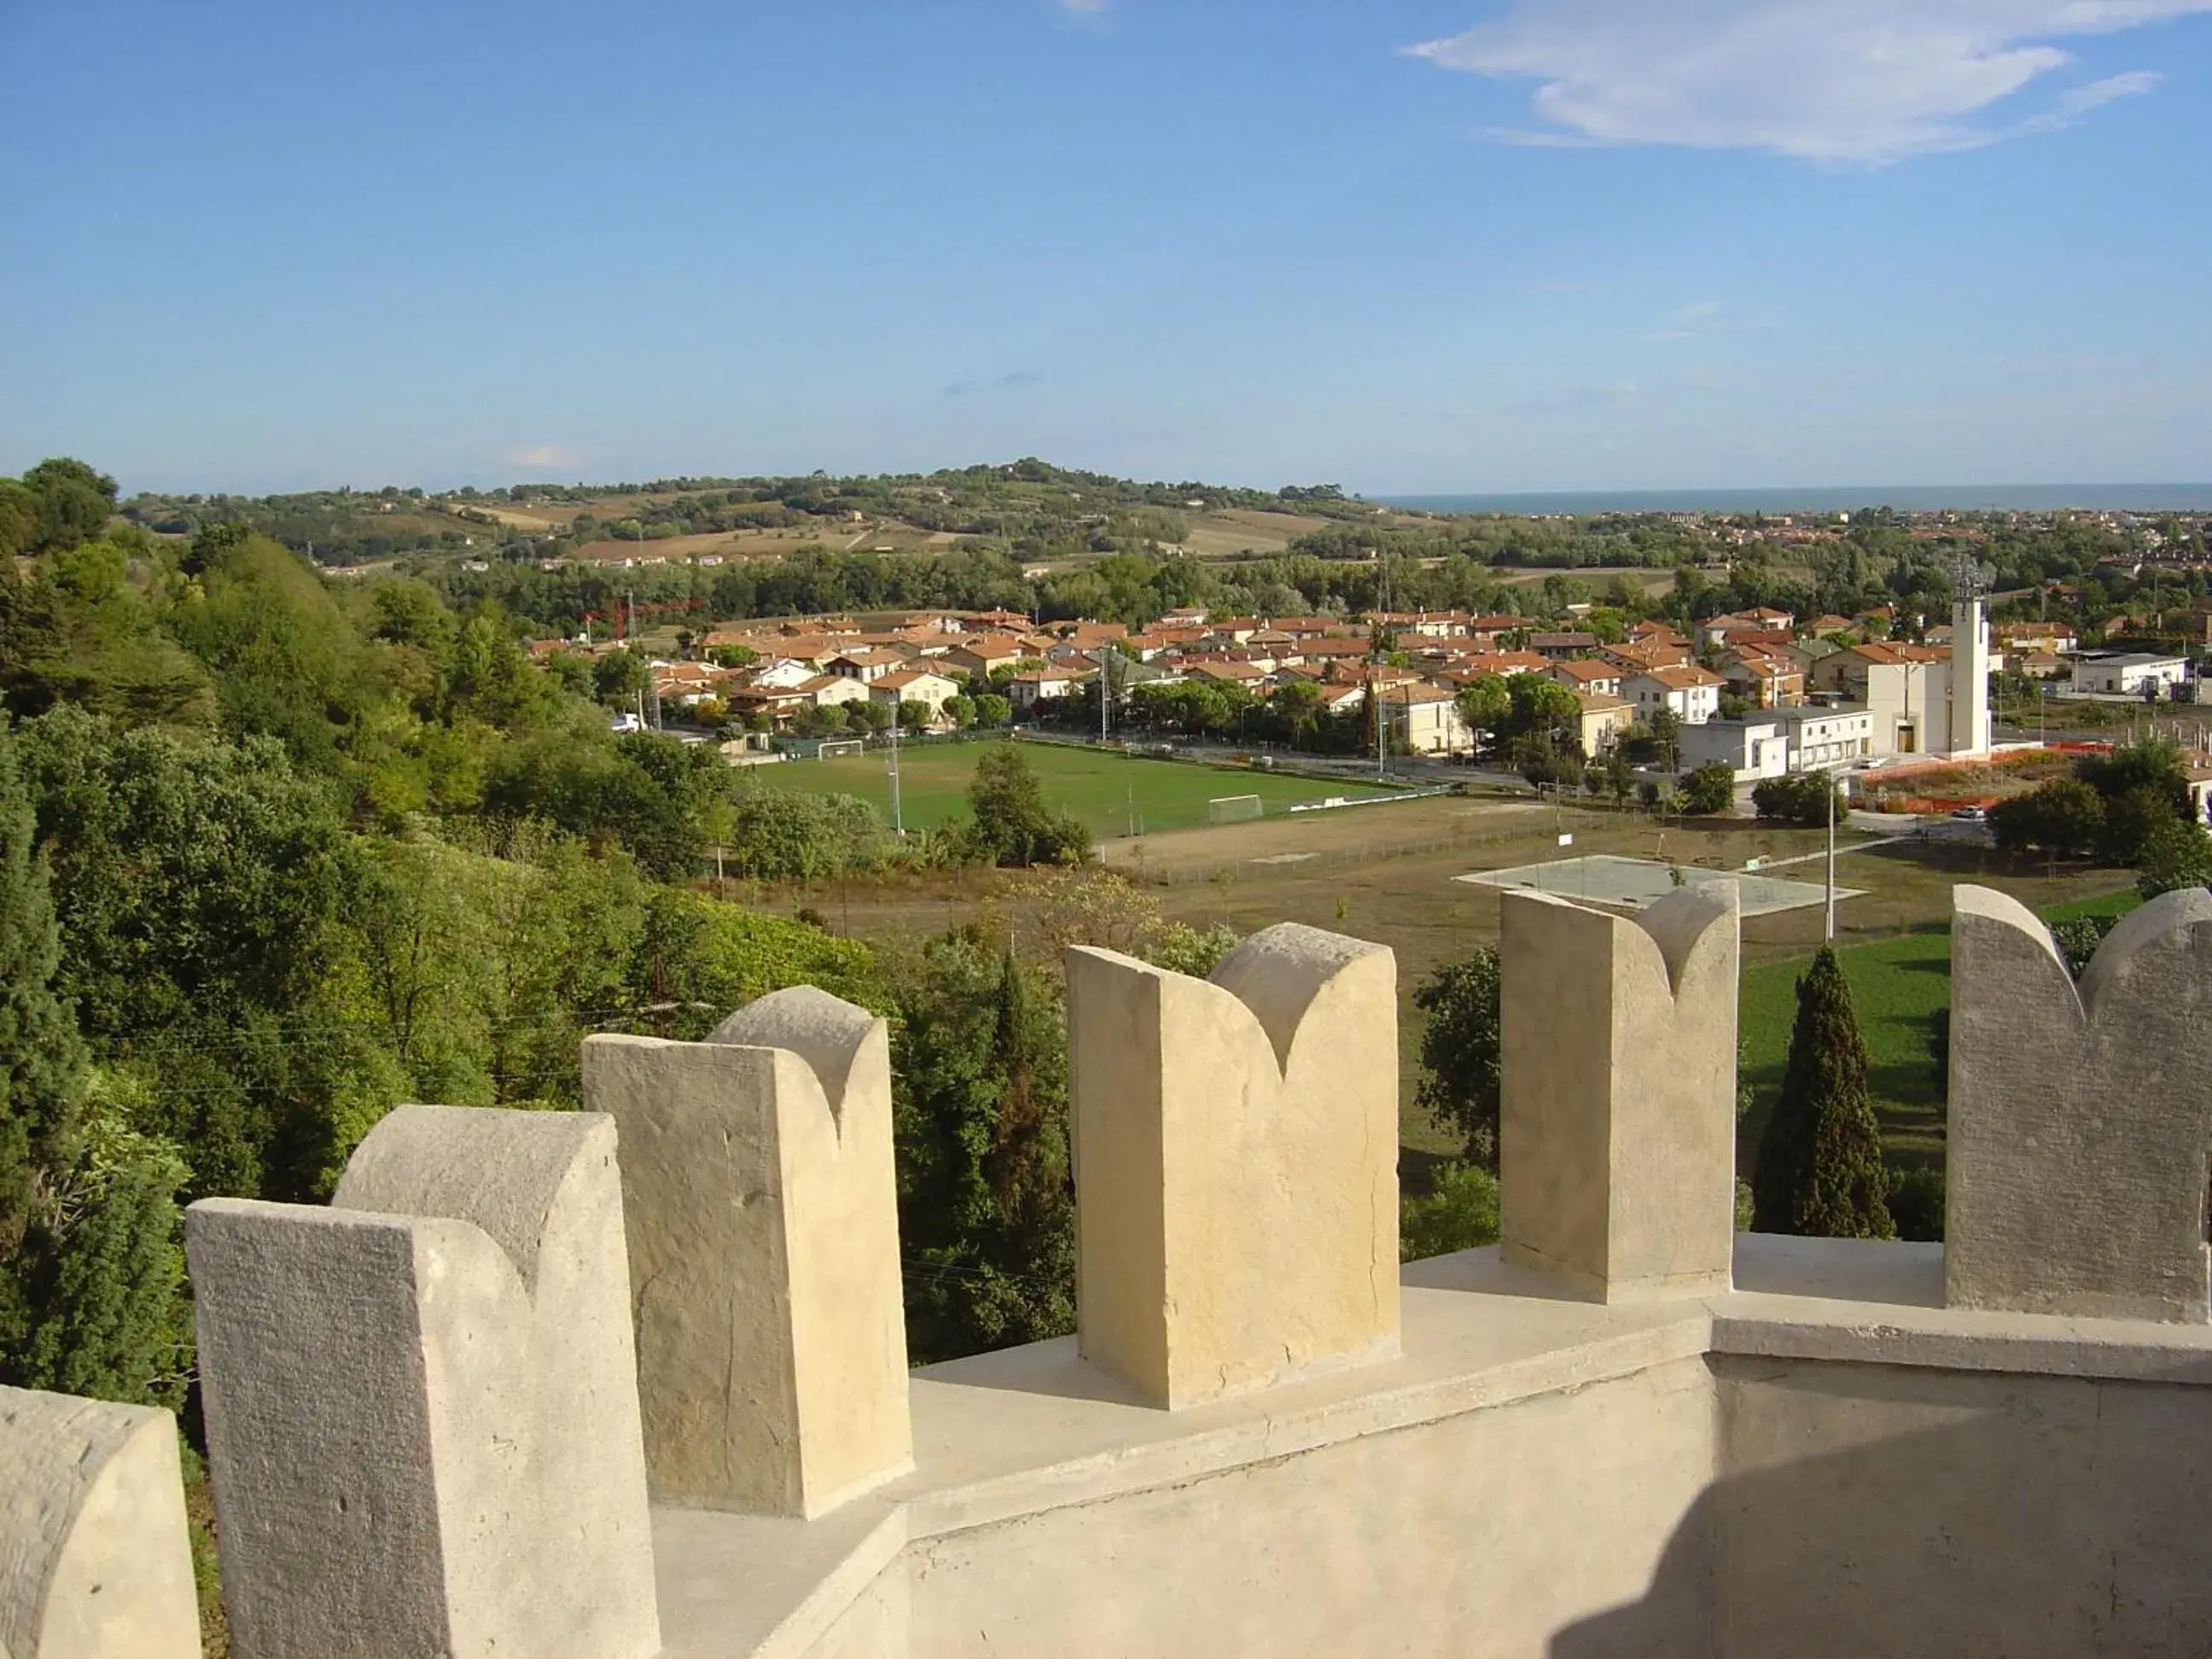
[1626,665,1725,725]
[2071,653,2189,697]
[1679,704,1876,782]
[1679,718,1790,783]
[1774,704,1877,771]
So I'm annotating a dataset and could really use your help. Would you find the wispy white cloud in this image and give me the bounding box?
[507,444,585,470]
[1408,2,2206,163]
[1504,381,1643,416]
[1642,300,1779,342]
[944,370,1045,399]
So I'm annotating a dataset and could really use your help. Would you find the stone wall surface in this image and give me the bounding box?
[1066,923,1399,1409]
[895,1359,1716,1659]
[0,1388,198,1659]
[584,983,910,1520]
[1708,1358,2212,1657]
[1947,884,2212,1319]
[187,1106,660,1659]
[1501,883,1739,1302]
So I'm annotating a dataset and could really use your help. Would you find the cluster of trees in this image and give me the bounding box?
[0,701,876,1415]
[0,459,121,558]
[0,458,1117,1441]
[1752,770,1840,827]
[1990,742,2212,894]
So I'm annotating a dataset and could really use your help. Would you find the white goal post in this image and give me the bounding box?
[1208,794,1264,824]
[817,739,865,760]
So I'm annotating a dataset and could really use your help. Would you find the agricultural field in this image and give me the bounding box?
[1177,509,1336,556]
[569,519,954,566]
[748,739,1400,840]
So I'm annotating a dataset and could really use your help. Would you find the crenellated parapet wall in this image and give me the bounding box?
[581,987,911,1519]
[1946,883,2212,1320]
[13,894,2212,1657]
[0,1387,199,1659]
[1065,923,1400,1408]
[187,1105,661,1659]
[1500,883,1740,1302]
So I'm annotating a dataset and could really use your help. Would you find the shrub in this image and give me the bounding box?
[1751,770,1835,827]
[1886,1165,1946,1243]
[1400,1162,1501,1261]
[1679,762,1738,816]
[1989,777,2104,859]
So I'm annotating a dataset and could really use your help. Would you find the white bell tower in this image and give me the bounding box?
[1950,568,1992,757]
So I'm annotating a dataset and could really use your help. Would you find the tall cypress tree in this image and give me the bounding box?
[1752,947,1894,1238]
[0,721,92,1363]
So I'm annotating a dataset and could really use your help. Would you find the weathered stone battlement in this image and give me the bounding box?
[9,889,2212,1658]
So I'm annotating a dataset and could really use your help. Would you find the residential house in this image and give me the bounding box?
[1626,664,1725,725]
[794,674,870,711]
[748,656,820,690]
[869,669,962,721]
[1189,661,1269,689]
[1008,667,1092,711]
[1717,647,1806,708]
[1528,631,1601,660]
[1377,684,1469,755]
[1700,607,1795,646]
[1995,623,2079,655]
[1547,659,1625,700]
[1575,693,1635,756]
[824,648,910,684]
[944,635,1030,678]
[1375,610,1470,639]
[1606,637,1696,673]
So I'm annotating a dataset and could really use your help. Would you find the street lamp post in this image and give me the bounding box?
[1825,771,1837,943]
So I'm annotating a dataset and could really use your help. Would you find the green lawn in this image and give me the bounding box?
[745,739,1400,839]
[1738,887,2141,1168]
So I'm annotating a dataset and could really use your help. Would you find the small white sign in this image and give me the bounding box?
[1557,833,1574,847]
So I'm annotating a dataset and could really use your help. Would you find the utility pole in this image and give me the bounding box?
[1098,647,1110,747]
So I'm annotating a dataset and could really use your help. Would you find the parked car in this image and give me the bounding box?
[1949,805,1988,822]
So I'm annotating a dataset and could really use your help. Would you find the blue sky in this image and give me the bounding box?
[3,0,2209,496]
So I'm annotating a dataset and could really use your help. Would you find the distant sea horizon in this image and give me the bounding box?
[1377,484,2212,515]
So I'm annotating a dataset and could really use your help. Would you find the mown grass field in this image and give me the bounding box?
[748,739,1399,839]
[1738,886,2142,1170]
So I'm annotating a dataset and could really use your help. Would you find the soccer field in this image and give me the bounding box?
[746,741,1400,839]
